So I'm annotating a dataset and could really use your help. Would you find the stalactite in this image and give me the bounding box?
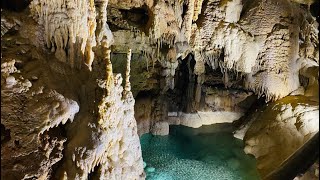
[30,0,97,70]
[181,0,195,43]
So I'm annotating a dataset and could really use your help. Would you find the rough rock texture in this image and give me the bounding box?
[54,51,144,179]
[189,0,318,102]
[150,121,169,136]
[1,0,319,179]
[106,0,318,136]
[29,0,97,69]
[29,0,115,70]
[241,96,319,177]
[134,89,255,135]
[1,0,144,179]
[1,59,79,180]
[1,10,18,37]
[294,161,319,180]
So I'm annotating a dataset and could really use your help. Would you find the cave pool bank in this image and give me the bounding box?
[140,124,261,180]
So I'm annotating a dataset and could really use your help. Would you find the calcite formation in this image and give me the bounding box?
[1,0,319,179]
[108,0,318,137]
[1,58,79,179]
[53,50,144,179]
[242,96,319,177]
[110,0,318,102]
[29,0,113,70]
[2,0,144,179]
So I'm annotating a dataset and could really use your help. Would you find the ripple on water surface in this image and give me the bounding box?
[140,124,261,180]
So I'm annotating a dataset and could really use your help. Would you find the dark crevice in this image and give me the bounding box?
[1,0,30,12]
[1,124,11,145]
[203,63,224,87]
[4,29,19,36]
[107,6,150,34]
[44,122,69,180]
[135,90,156,100]
[119,7,149,26]
[195,0,209,27]
[88,164,101,180]
[169,53,197,113]
[240,0,257,19]
[299,74,309,89]
[232,95,265,129]
[310,0,320,26]
[181,3,188,20]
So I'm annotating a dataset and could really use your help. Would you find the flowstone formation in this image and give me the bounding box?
[1,0,319,179]
[236,96,319,177]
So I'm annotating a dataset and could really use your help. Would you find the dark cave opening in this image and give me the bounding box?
[135,90,156,101]
[88,164,101,180]
[1,0,30,12]
[119,7,149,27]
[310,0,320,22]
[173,53,197,113]
[181,3,189,20]
[1,124,11,145]
[108,5,150,34]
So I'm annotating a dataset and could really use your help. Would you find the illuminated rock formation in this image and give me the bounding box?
[29,0,95,69]
[242,96,319,176]
[1,0,319,179]
[2,0,144,179]
[1,58,79,179]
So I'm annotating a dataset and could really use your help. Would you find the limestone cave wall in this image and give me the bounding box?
[1,0,319,179]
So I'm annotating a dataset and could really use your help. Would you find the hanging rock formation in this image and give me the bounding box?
[1,0,319,179]
[1,0,144,179]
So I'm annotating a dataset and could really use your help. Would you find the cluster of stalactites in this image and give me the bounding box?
[187,0,320,102]
[29,0,112,70]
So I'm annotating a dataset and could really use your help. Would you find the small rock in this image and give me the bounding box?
[31,76,38,80]
[23,80,32,87]
[227,158,240,170]
[146,167,155,173]
[6,76,16,85]
[16,40,24,45]
[151,122,169,136]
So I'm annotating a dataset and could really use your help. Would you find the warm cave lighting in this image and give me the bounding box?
[1,0,319,179]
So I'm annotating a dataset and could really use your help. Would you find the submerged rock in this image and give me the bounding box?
[146,167,156,173]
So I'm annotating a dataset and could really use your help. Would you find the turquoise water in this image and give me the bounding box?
[140,124,261,180]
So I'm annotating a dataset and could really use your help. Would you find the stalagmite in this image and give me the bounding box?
[125,49,132,93]
[1,0,319,179]
[104,46,114,96]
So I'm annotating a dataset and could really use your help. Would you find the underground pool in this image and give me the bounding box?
[140,124,261,180]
